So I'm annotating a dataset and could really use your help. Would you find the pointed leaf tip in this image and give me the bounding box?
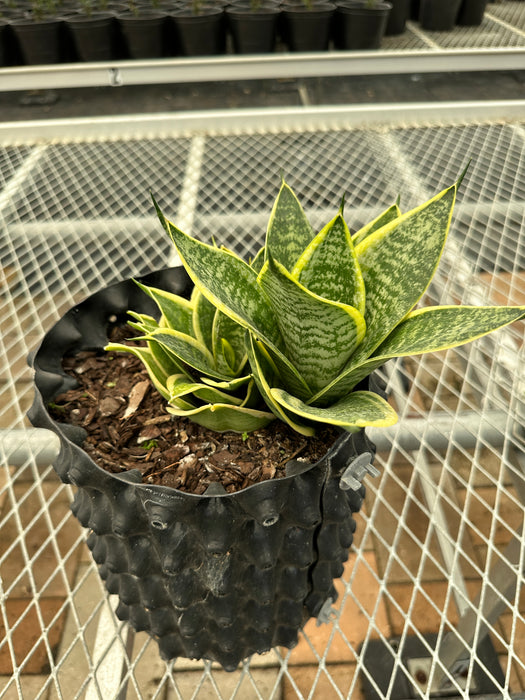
[151,194,170,235]
[456,161,471,190]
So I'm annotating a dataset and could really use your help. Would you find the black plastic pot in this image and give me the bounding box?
[334,1,391,50]
[385,0,410,34]
[0,19,8,65]
[27,267,376,671]
[419,0,461,30]
[281,2,334,51]
[456,0,487,26]
[117,8,167,57]
[171,6,225,55]
[226,5,280,53]
[409,0,419,19]
[10,15,63,64]
[63,11,116,61]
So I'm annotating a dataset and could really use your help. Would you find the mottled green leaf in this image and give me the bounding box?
[353,180,457,364]
[212,310,247,376]
[156,205,280,348]
[148,329,231,380]
[250,247,266,274]
[293,212,366,315]
[239,378,264,409]
[126,313,188,376]
[262,342,313,402]
[201,375,252,391]
[259,255,366,393]
[312,304,525,405]
[271,388,398,430]
[376,304,525,356]
[352,202,402,247]
[133,280,194,336]
[192,287,215,350]
[246,335,315,436]
[127,311,159,334]
[166,374,244,406]
[148,338,188,377]
[265,180,315,272]
[166,402,275,433]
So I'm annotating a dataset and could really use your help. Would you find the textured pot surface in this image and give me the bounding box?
[171,7,226,56]
[281,3,334,51]
[456,0,487,26]
[419,0,461,30]
[385,0,410,34]
[10,16,63,64]
[63,11,116,61]
[28,267,374,670]
[334,1,392,49]
[226,6,281,53]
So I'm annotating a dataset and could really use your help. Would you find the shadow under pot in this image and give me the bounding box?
[171,6,226,56]
[334,1,391,50]
[10,15,63,64]
[226,5,281,53]
[281,2,334,52]
[117,9,167,58]
[27,266,376,671]
[63,11,117,61]
[418,0,461,30]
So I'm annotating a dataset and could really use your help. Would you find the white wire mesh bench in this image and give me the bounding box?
[1,100,525,699]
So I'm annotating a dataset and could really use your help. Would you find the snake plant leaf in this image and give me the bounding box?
[126,313,189,376]
[292,211,366,315]
[352,202,402,247]
[212,310,247,376]
[157,209,281,349]
[311,304,525,405]
[127,311,160,334]
[149,341,188,377]
[262,342,314,402]
[105,342,171,401]
[166,374,244,406]
[250,247,266,274]
[147,329,231,380]
[373,304,525,357]
[271,388,398,430]
[240,377,264,409]
[200,375,252,391]
[353,180,457,364]
[246,335,315,436]
[259,255,366,393]
[265,179,315,272]
[192,288,216,350]
[166,401,275,433]
[133,280,194,336]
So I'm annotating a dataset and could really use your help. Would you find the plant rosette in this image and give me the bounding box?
[28,173,525,669]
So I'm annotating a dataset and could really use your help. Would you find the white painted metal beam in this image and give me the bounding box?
[0,48,523,92]
[1,100,525,145]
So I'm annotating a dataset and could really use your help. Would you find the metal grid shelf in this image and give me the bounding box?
[0,0,523,91]
[1,102,525,699]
